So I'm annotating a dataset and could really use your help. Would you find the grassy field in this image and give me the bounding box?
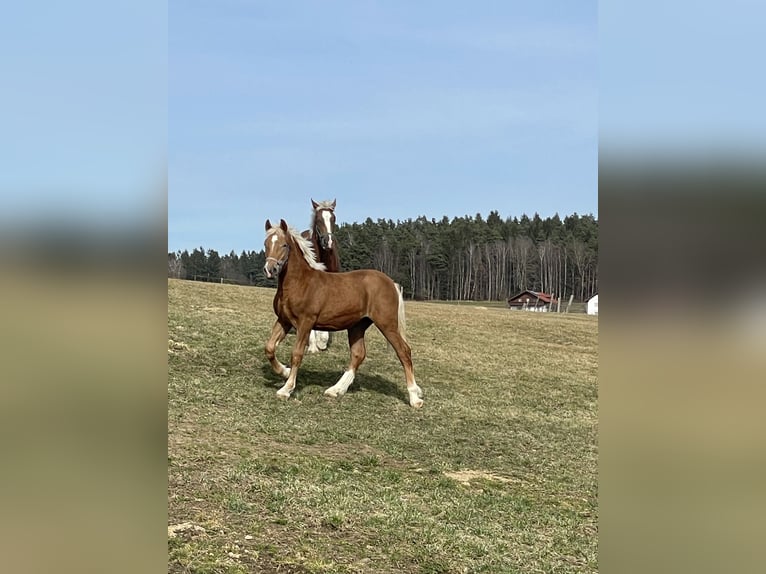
[168,279,598,573]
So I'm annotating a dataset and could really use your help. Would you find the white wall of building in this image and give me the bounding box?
[587,294,598,315]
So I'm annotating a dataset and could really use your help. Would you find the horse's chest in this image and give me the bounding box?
[274,289,303,322]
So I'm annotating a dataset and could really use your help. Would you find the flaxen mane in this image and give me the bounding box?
[266,224,326,271]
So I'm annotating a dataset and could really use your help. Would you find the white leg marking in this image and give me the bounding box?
[325,369,355,398]
[276,358,298,397]
[277,372,297,399]
[316,331,329,350]
[306,330,319,353]
[408,382,424,408]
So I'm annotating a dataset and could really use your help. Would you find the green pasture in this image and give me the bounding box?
[168,279,598,573]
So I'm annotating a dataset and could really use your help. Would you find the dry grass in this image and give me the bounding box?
[168,279,598,573]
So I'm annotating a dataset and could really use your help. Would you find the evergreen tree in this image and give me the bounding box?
[170,210,597,302]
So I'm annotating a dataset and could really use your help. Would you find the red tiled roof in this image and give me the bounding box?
[508,290,558,304]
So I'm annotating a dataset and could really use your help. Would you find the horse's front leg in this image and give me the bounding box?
[265,319,291,379]
[306,330,320,353]
[306,329,330,353]
[276,323,312,400]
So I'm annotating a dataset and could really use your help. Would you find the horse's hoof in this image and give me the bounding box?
[276,391,291,400]
[324,388,340,398]
[408,385,424,406]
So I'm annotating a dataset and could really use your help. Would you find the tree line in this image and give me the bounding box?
[168,211,598,302]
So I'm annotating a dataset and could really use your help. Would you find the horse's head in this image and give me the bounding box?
[263,219,291,279]
[311,198,337,250]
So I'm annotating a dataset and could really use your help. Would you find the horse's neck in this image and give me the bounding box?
[306,231,334,272]
[320,248,340,272]
[309,233,322,259]
[282,237,313,281]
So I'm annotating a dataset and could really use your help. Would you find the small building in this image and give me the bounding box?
[587,294,598,316]
[507,290,558,312]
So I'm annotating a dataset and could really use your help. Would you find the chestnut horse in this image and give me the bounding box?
[302,198,340,272]
[263,219,424,408]
[301,199,340,353]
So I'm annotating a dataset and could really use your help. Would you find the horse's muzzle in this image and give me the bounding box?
[264,260,281,279]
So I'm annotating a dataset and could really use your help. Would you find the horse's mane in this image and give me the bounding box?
[310,200,336,233]
[267,224,327,271]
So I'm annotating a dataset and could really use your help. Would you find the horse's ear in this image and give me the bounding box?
[265,219,272,231]
[330,198,336,209]
[280,219,288,232]
[311,198,319,210]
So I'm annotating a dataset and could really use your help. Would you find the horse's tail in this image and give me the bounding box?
[395,283,408,344]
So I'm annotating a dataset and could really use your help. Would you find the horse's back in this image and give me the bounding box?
[336,268,393,285]
[306,267,396,302]
[331,268,399,304]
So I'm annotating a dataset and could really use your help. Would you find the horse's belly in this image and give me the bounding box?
[314,305,367,331]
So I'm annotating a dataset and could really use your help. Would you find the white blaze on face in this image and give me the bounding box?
[264,232,281,278]
[321,211,333,248]
[269,234,280,259]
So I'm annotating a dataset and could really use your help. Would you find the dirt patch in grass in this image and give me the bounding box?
[444,469,520,487]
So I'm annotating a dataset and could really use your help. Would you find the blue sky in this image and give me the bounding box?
[0,1,166,225]
[599,0,766,157]
[2,1,763,253]
[169,1,597,254]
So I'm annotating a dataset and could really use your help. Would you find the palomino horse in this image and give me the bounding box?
[263,219,424,408]
[300,199,340,353]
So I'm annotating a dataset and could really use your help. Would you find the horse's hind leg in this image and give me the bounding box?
[376,325,424,408]
[325,319,371,398]
[265,319,292,379]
